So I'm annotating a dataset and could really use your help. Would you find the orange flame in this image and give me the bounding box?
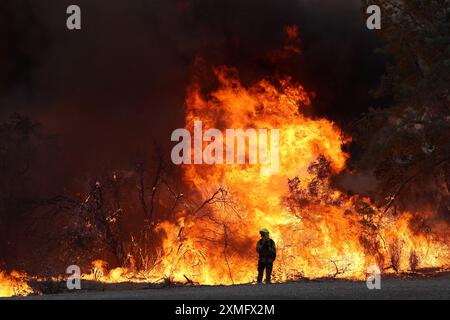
[1,36,449,296]
[0,271,34,298]
[151,65,449,284]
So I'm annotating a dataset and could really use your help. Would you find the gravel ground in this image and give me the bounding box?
[12,272,450,300]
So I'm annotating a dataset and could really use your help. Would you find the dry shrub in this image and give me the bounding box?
[389,239,402,272]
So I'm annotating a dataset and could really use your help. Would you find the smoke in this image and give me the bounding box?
[4,2,449,278]
[0,0,386,180]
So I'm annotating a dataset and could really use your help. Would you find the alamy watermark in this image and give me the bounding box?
[171,121,280,175]
[366,5,381,30]
[366,265,381,290]
[66,5,81,30]
[66,265,81,290]
[65,4,381,31]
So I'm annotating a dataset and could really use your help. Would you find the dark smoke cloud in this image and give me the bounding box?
[1,0,386,177]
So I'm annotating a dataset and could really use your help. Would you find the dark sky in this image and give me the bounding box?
[0,0,387,173]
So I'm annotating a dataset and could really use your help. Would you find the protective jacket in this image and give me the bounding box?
[256,238,276,264]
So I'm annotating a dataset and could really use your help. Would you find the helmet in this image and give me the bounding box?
[259,228,270,235]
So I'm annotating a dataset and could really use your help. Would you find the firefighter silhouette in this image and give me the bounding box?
[256,228,276,284]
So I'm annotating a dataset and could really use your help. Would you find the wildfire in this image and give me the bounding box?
[0,271,34,298]
[150,65,449,284]
[1,29,448,298]
[77,64,449,287]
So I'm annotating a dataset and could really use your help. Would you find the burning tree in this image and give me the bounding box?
[352,0,449,242]
[338,0,450,272]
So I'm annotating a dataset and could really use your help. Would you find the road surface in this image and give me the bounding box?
[14,273,450,300]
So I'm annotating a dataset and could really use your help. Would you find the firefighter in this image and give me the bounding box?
[256,228,276,284]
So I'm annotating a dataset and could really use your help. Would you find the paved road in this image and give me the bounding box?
[17,273,450,300]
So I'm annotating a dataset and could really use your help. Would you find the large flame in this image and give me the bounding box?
[149,66,449,284]
[77,65,449,287]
